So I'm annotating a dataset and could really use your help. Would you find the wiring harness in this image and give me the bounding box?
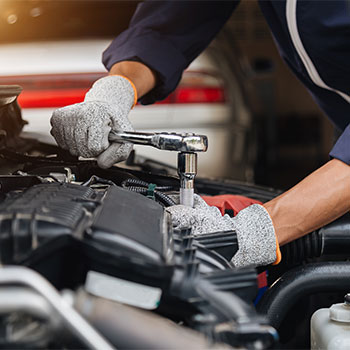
[121,178,176,207]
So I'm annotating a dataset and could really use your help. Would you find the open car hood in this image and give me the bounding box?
[0,85,348,349]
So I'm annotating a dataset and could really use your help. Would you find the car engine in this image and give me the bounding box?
[0,85,350,349]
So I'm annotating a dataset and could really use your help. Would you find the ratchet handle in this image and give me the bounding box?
[108,130,208,153]
[108,131,154,146]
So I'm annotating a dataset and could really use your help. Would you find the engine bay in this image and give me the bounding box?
[0,85,350,349]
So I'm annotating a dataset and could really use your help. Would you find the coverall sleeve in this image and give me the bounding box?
[329,125,350,164]
[102,1,239,104]
[293,74,350,165]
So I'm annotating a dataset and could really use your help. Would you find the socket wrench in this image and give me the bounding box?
[109,131,208,153]
[108,130,208,207]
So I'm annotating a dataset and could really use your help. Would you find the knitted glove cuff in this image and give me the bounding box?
[85,75,135,114]
[231,204,277,267]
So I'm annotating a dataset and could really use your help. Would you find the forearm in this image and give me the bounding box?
[264,159,350,246]
[102,2,240,105]
[109,61,157,99]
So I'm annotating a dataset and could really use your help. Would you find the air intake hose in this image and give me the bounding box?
[279,213,350,265]
[257,262,350,329]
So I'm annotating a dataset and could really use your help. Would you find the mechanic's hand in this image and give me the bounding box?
[50,75,136,168]
[167,196,279,267]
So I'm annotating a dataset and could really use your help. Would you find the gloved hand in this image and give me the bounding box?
[50,75,136,168]
[167,196,280,267]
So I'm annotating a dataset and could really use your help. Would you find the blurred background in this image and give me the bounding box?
[0,0,334,190]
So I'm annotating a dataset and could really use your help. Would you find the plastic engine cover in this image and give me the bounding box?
[0,183,96,263]
[91,185,172,264]
[0,183,172,266]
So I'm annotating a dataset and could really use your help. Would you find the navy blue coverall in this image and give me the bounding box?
[102,0,350,165]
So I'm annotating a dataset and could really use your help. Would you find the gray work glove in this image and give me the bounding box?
[50,75,135,168]
[167,196,278,267]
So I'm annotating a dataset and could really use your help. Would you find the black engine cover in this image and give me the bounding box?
[91,185,171,264]
[0,183,172,277]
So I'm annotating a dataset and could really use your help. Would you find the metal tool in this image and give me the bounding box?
[109,131,207,153]
[177,152,197,207]
[109,131,208,207]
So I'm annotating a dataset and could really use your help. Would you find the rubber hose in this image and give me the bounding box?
[280,213,350,265]
[257,262,350,329]
[319,213,350,255]
[280,231,322,265]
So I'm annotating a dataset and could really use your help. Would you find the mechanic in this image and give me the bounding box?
[50,1,350,268]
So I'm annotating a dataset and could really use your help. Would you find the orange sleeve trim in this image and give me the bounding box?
[272,236,282,265]
[262,204,282,265]
[113,75,138,109]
